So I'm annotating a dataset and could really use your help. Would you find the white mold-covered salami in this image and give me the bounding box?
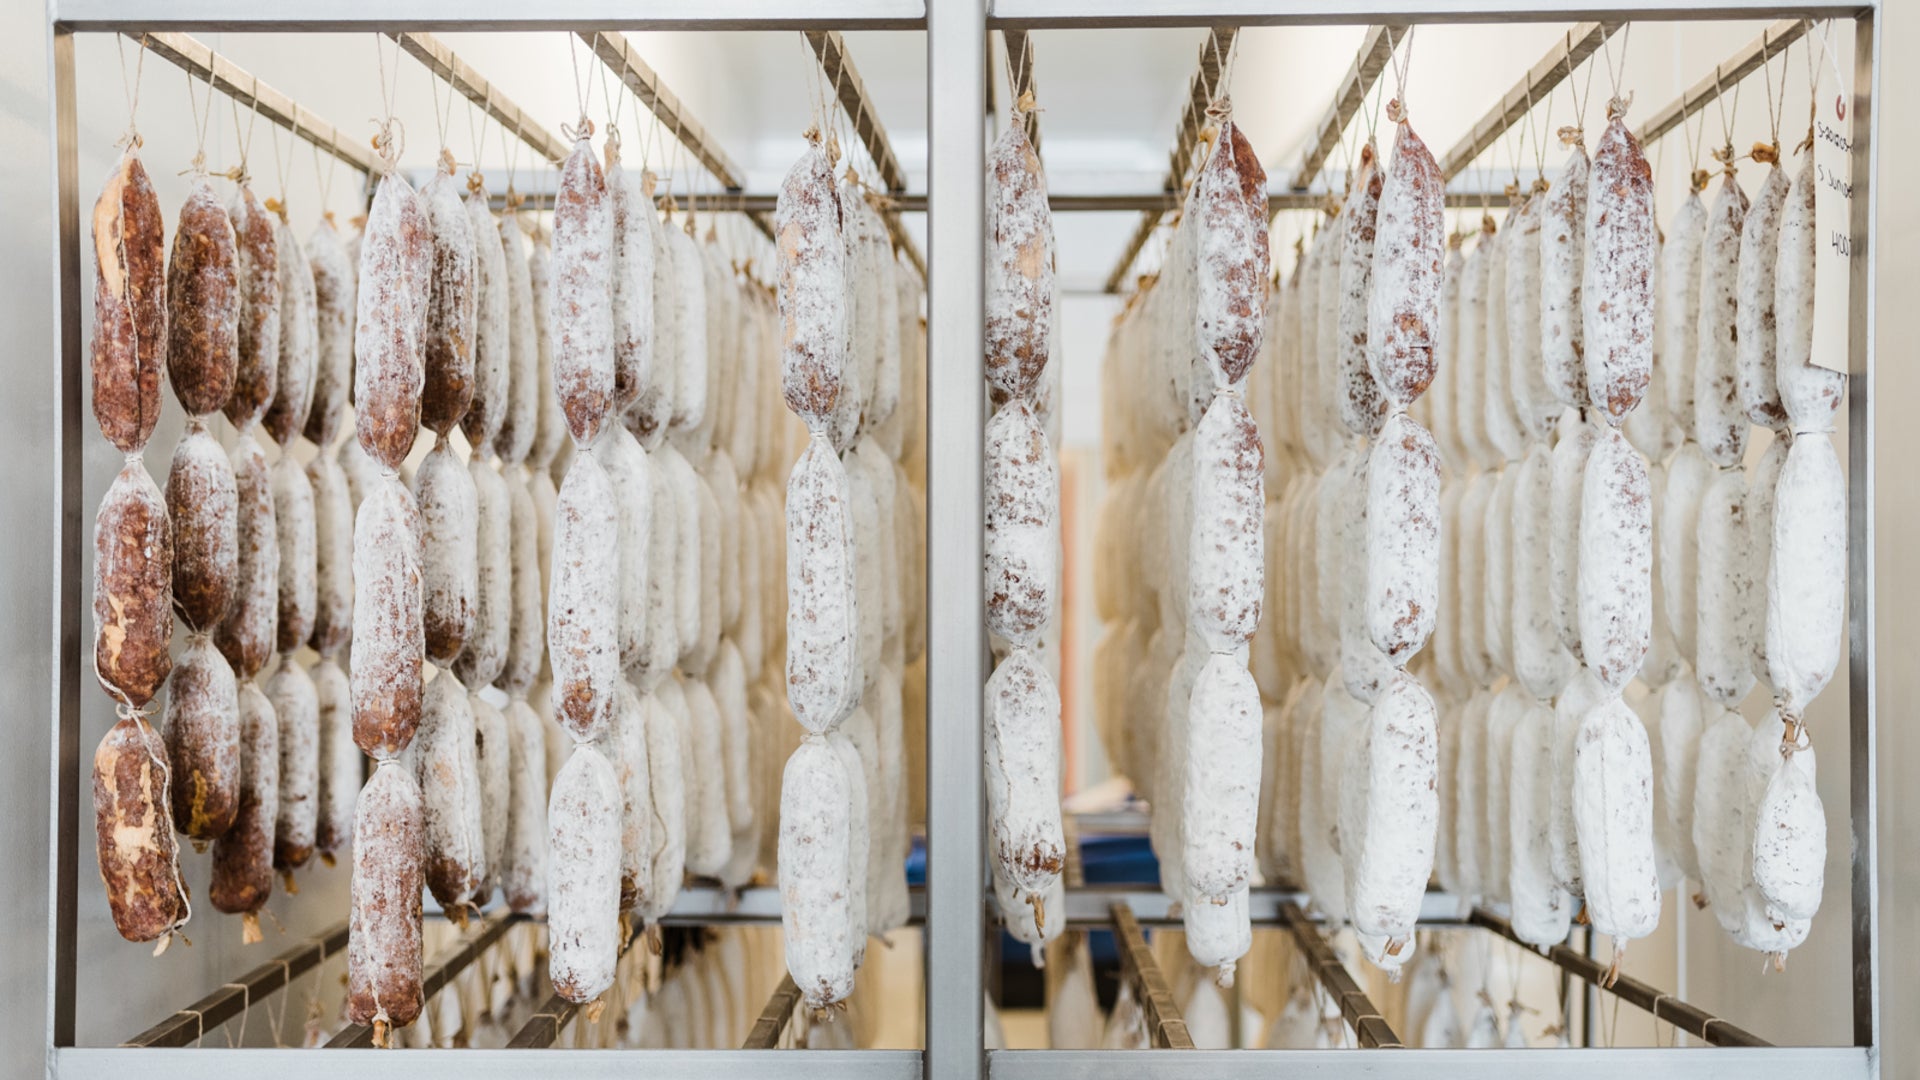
[1513,442,1574,696]
[610,681,651,912]
[452,459,509,688]
[462,190,510,450]
[353,172,428,472]
[546,744,622,1003]
[1365,411,1439,664]
[1507,188,1558,438]
[210,681,277,935]
[167,422,236,635]
[494,218,539,467]
[1182,655,1261,904]
[996,866,1064,968]
[1150,641,1199,902]
[550,137,615,446]
[1695,466,1754,707]
[549,451,619,742]
[1335,139,1385,435]
[682,677,733,877]
[661,444,705,666]
[415,671,486,913]
[779,735,856,1009]
[1737,163,1792,430]
[1776,157,1846,432]
[1767,433,1846,717]
[1572,695,1661,952]
[350,476,423,760]
[226,185,281,432]
[1480,685,1528,904]
[1482,466,1517,675]
[639,686,687,923]
[986,647,1065,903]
[1582,105,1656,424]
[666,223,709,433]
[1194,118,1268,393]
[267,654,318,874]
[606,156,653,416]
[1577,427,1652,691]
[630,177,678,447]
[1345,670,1438,951]
[776,145,847,430]
[500,470,543,697]
[264,218,318,448]
[413,440,476,666]
[313,656,356,860]
[1542,141,1591,408]
[1368,113,1444,407]
[841,705,884,945]
[471,692,509,900]
[1508,698,1571,945]
[986,123,1054,402]
[501,698,548,913]
[834,184,881,448]
[1659,443,1713,664]
[1695,176,1750,466]
[715,641,759,889]
[1189,393,1263,649]
[270,455,316,657]
[1551,668,1606,897]
[1744,436,1790,687]
[307,453,352,658]
[845,446,884,683]
[598,423,653,669]
[1654,677,1705,884]
[1482,210,1524,461]
[419,169,476,437]
[304,216,355,449]
[215,439,275,683]
[1751,724,1823,921]
[1453,234,1494,468]
[1183,885,1251,985]
[1304,671,1362,917]
[630,455,681,688]
[1336,451,1394,702]
[786,438,858,732]
[1661,188,1708,437]
[1692,706,1751,931]
[347,761,425,1041]
[166,177,238,420]
[165,634,240,843]
[1454,474,1496,685]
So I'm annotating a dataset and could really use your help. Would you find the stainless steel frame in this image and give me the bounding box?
[43,1,1882,1077]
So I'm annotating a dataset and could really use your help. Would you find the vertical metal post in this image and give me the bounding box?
[1847,5,1880,1055]
[925,0,986,1077]
[45,7,80,1054]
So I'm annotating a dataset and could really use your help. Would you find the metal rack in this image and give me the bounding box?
[43,2,1882,1078]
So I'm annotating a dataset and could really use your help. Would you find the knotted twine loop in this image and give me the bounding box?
[465,86,492,194]
[115,33,148,150]
[1383,24,1415,126]
[371,33,406,168]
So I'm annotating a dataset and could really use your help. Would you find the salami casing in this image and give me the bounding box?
[1335,141,1384,435]
[1766,434,1846,717]
[307,453,353,657]
[1751,725,1823,922]
[1549,415,1597,660]
[780,735,857,1009]
[267,654,318,874]
[787,438,859,732]
[1661,187,1708,437]
[776,145,847,428]
[263,218,317,447]
[303,217,355,448]
[96,459,173,707]
[666,221,710,435]
[551,137,615,445]
[225,185,280,430]
[1182,655,1262,903]
[610,681,651,911]
[1573,696,1662,952]
[1577,427,1652,691]
[986,647,1066,900]
[1655,678,1705,884]
[350,476,424,759]
[166,178,239,417]
[1368,113,1444,406]
[494,217,539,466]
[165,636,240,843]
[1581,106,1655,424]
[91,147,166,453]
[986,122,1055,401]
[599,423,653,668]
[1695,176,1751,467]
[1344,670,1438,949]
[452,458,510,688]
[413,441,477,666]
[500,469,544,697]
[1551,668,1606,897]
[1775,157,1846,432]
[462,189,510,448]
[1695,466,1755,707]
[210,681,279,939]
[549,451,619,741]
[166,422,236,634]
[607,156,653,414]
[1736,162,1792,430]
[471,691,509,900]
[1183,885,1252,983]
[1365,412,1439,663]
[353,172,430,472]
[420,168,477,437]
[1188,394,1264,650]
[639,686,687,923]
[216,439,276,681]
[1507,189,1558,438]
[1541,140,1590,408]
[93,714,189,942]
[347,761,426,1041]
[416,671,486,913]
[1508,699,1571,945]
[313,656,357,859]
[502,698,548,912]
[271,455,316,654]
[1513,443,1573,696]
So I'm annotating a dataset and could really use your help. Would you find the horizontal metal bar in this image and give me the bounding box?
[1279,901,1401,1048]
[742,974,803,1049]
[123,922,350,1047]
[984,1048,1875,1080]
[325,912,522,1048]
[56,1,927,31]
[1436,21,1619,181]
[391,31,568,164]
[55,1048,927,1078]
[439,184,1514,215]
[1061,885,1468,926]
[506,915,643,1048]
[1469,908,1769,1047]
[987,1,1869,29]
[1108,903,1194,1049]
[1288,24,1408,191]
[1635,18,1810,147]
[134,32,382,175]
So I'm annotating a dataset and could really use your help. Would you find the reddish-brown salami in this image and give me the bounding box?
[166,178,239,417]
[225,184,281,431]
[775,143,847,429]
[267,654,318,875]
[347,761,426,1043]
[551,136,615,446]
[351,476,424,759]
[1368,110,1445,407]
[94,459,172,708]
[303,216,355,448]
[166,425,236,636]
[1581,102,1656,425]
[471,691,509,899]
[1194,117,1269,392]
[501,698,548,913]
[210,681,279,942]
[165,635,240,844]
[271,454,316,655]
[549,451,619,741]
[494,215,540,466]
[353,172,430,472]
[92,713,189,943]
[215,438,277,682]
[307,452,352,658]
[263,217,317,447]
[91,146,166,453]
[420,168,477,437]
[986,121,1054,401]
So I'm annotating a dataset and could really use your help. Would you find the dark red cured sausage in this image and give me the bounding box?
[94,460,172,709]
[224,184,280,431]
[166,178,238,417]
[353,173,430,472]
[91,147,167,454]
[93,714,189,943]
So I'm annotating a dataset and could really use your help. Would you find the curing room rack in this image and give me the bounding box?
[44,2,1881,1079]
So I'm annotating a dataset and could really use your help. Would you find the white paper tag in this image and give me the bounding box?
[1810,40,1854,373]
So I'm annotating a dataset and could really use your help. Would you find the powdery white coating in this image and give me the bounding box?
[1431,244,1465,462]
[1366,412,1440,664]
[1150,640,1199,898]
[1453,238,1494,468]
[996,869,1064,968]
[494,218,539,466]
[1512,443,1575,696]
[1182,885,1252,981]
[1743,437,1790,688]
[786,438,859,732]
[1188,394,1264,649]
[1338,452,1395,702]
[842,705,886,942]
[1737,165,1793,430]
[639,687,687,923]
[1430,482,1466,697]
[1692,707,1752,932]
[209,681,278,923]
[776,147,847,429]
[1695,466,1755,707]
[1652,677,1706,885]
[779,736,857,1009]
[450,459,509,688]
[548,452,620,740]
[610,681,652,911]
[630,455,681,688]
[1294,231,1329,466]
[1449,689,1491,900]
[1432,701,1462,893]
[1641,463,1683,686]
[597,423,654,669]
[1548,418,1596,663]
[1659,443,1713,665]
[1573,695,1662,944]
[225,185,282,431]
[682,678,733,877]
[1506,192,1558,439]
[845,448,884,684]
[1181,655,1262,903]
[1577,427,1652,691]
[418,170,477,436]
[661,444,705,667]
[1368,119,1446,407]
[986,647,1066,897]
[414,671,486,911]
[1551,668,1606,897]
[350,476,423,760]
[1695,177,1751,466]
[267,655,319,871]
[312,656,356,858]
[834,185,882,448]
[412,441,477,666]
[167,422,237,634]
[1776,158,1846,432]
[304,218,355,446]
[1345,671,1439,949]
[212,439,275,683]
[714,642,758,885]
[264,457,316,659]
[606,160,654,415]
[666,223,709,433]
[1480,685,1530,904]
[631,190,678,447]
[1752,732,1824,921]
[307,453,353,658]
[470,692,509,898]
[1582,114,1656,424]
[167,179,240,419]
[489,474,538,696]
[163,636,239,842]
[1767,434,1846,717]
[986,123,1055,401]
[1335,140,1385,435]
[1542,145,1591,408]
[1191,119,1269,393]
[1481,215,1525,462]
[1508,698,1572,945]
[353,172,427,471]
[1482,466,1517,674]
[551,138,616,445]
[1307,671,1364,918]
[546,744,623,1003]
[1659,192,1710,440]
[346,762,424,1032]
[1454,474,1497,684]
[501,698,548,913]
[463,190,511,448]
[264,219,318,447]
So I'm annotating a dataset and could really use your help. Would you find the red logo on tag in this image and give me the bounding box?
[1836,94,1847,122]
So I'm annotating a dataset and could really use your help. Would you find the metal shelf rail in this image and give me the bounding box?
[43,2,1881,1079]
